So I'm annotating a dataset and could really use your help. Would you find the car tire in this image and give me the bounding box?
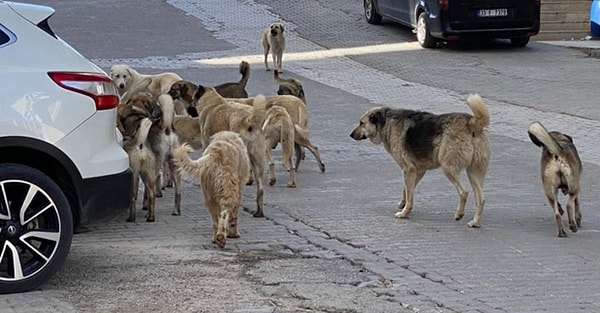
[0,163,73,294]
[510,36,530,47]
[364,0,382,24]
[416,12,437,48]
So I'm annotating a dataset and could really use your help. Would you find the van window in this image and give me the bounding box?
[0,24,16,48]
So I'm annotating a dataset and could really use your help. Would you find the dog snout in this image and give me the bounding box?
[168,89,180,99]
[350,128,366,140]
[118,83,125,89]
[270,29,277,36]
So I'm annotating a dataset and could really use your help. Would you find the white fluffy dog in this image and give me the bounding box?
[110,64,182,98]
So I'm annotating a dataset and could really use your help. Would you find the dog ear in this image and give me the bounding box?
[563,134,574,143]
[528,131,544,147]
[369,109,386,128]
[193,85,206,100]
[280,24,284,32]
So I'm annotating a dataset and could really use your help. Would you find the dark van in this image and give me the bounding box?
[364,0,540,48]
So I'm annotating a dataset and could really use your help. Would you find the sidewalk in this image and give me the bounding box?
[539,37,600,58]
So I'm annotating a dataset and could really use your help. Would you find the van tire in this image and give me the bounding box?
[364,0,382,24]
[510,37,530,47]
[416,12,436,48]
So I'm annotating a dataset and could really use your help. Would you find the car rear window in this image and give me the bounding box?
[0,24,16,48]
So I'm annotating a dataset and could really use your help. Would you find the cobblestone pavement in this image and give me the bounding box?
[3,0,600,312]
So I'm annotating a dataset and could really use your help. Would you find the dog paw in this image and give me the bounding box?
[319,163,326,173]
[171,210,181,216]
[454,213,465,221]
[394,211,409,219]
[126,217,135,223]
[253,210,265,218]
[215,234,226,248]
[558,230,568,237]
[467,220,480,228]
[570,223,578,233]
[265,68,271,71]
[227,232,240,239]
[146,216,155,222]
[287,182,297,188]
[269,178,276,186]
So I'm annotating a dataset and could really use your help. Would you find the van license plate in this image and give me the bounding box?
[477,9,508,17]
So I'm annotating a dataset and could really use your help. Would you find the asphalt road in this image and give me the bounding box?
[4,1,600,312]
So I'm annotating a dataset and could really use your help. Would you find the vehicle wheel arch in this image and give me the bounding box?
[0,138,83,229]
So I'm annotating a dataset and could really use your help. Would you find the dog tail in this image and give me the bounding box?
[466,94,490,133]
[238,61,251,88]
[158,94,175,133]
[250,95,268,132]
[135,118,153,147]
[528,122,563,156]
[172,143,210,183]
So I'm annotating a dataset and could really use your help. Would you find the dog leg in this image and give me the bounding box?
[566,193,578,233]
[295,134,326,173]
[248,143,265,218]
[127,173,140,223]
[575,192,582,228]
[276,51,283,73]
[396,170,425,211]
[228,204,240,239]
[266,144,276,186]
[271,51,278,73]
[466,168,486,228]
[264,44,271,71]
[215,210,230,248]
[442,167,469,223]
[547,194,567,237]
[141,170,157,222]
[209,208,219,244]
[169,156,182,216]
[395,168,421,218]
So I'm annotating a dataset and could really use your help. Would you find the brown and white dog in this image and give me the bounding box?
[350,94,490,228]
[262,105,296,188]
[274,70,305,104]
[262,23,285,73]
[173,132,250,248]
[528,122,583,237]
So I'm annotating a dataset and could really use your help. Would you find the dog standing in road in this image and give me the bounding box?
[262,105,296,188]
[350,94,490,228]
[110,64,182,99]
[262,23,285,73]
[274,70,305,104]
[172,132,250,248]
[528,122,583,237]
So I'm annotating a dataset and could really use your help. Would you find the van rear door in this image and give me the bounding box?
[448,0,538,30]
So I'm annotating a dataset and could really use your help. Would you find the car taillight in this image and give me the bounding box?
[48,72,119,110]
[439,0,449,10]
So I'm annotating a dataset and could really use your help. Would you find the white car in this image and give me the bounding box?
[0,1,132,293]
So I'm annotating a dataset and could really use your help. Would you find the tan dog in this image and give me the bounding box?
[173,132,250,248]
[191,86,268,217]
[233,95,326,174]
[350,94,490,228]
[122,117,158,223]
[262,23,285,72]
[274,70,305,104]
[173,115,202,150]
[263,106,296,188]
[110,64,182,99]
[528,122,582,237]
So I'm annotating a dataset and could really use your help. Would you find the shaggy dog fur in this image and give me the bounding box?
[528,122,583,237]
[262,23,285,72]
[191,86,268,217]
[350,94,490,228]
[263,105,296,188]
[122,117,157,223]
[110,64,182,99]
[233,95,325,174]
[172,132,250,248]
[274,70,306,104]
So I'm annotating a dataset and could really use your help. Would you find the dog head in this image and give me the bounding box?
[168,80,197,103]
[269,23,284,36]
[350,107,387,145]
[118,93,162,137]
[274,70,305,103]
[110,64,135,94]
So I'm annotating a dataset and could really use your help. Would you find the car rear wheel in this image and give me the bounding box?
[510,36,530,47]
[364,0,382,24]
[0,163,73,294]
[416,12,436,48]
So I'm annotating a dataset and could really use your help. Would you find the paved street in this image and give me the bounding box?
[3,0,600,312]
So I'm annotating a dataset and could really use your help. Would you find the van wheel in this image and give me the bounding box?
[510,37,530,47]
[364,0,382,24]
[0,163,73,294]
[416,12,436,48]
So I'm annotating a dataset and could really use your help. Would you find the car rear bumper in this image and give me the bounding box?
[429,13,539,40]
[79,167,132,226]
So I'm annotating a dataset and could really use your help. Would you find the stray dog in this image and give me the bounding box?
[263,106,296,187]
[528,122,582,237]
[350,94,490,228]
[118,92,181,221]
[274,70,306,104]
[122,117,158,223]
[173,132,250,248]
[110,64,182,98]
[233,95,325,174]
[173,115,203,150]
[168,61,251,116]
[262,23,285,72]
[191,85,268,217]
